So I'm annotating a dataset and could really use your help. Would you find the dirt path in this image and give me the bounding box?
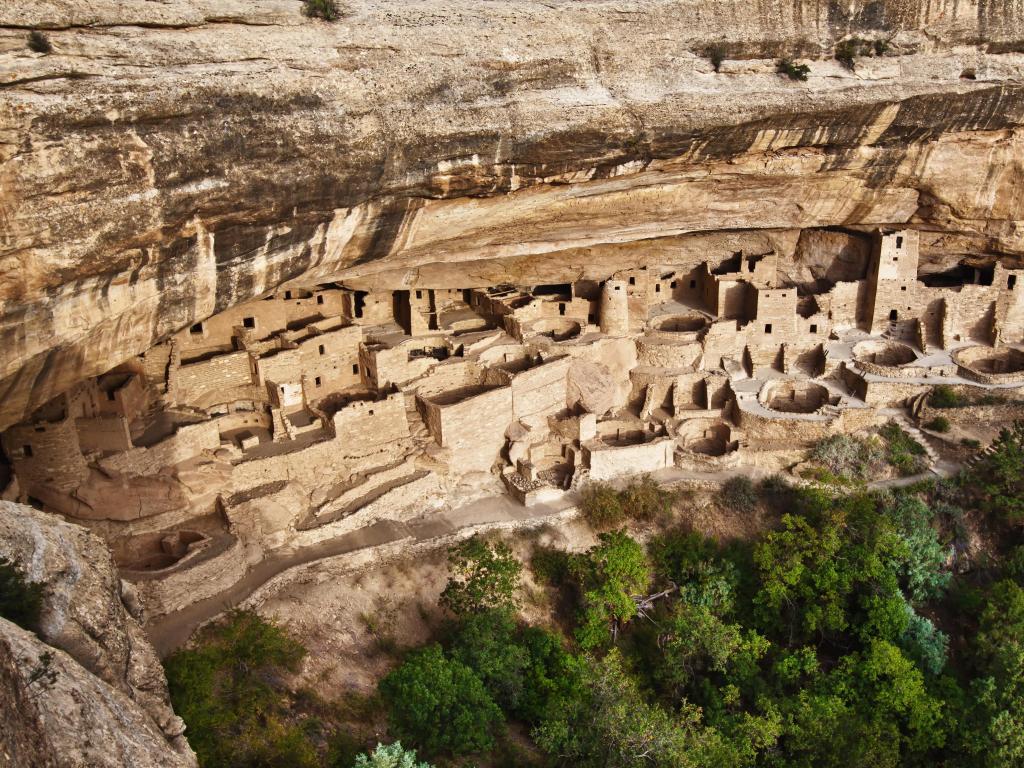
[144,464,945,657]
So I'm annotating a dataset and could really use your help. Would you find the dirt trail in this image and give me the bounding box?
[145,464,943,657]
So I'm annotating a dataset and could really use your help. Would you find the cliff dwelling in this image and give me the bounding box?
[2,228,1023,617]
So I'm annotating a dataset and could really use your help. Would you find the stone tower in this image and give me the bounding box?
[599,279,630,335]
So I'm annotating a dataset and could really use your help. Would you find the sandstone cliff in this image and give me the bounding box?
[1,0,1023,428]
[0,500,197,766]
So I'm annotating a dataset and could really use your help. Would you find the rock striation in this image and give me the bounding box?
[1,1,1024,429]
[0,500,197,766]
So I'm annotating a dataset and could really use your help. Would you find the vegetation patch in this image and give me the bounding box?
[579,475,676,530]
[809,433,886,483]
[880,421,930,476]
[302,0,340,21]
[0,556,43,632]
[27,31,51,54]
[925,416,951,433]
[718,475,758,512]
[777,58,810,81]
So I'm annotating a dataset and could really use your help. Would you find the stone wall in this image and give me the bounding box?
[510,356,571,421]
[76,416,133,454]
[584,437,675,481]
[420,385,513,472]
[331,392,409,450]
[2,418,88,494]
[98,421,221,477]
[174,351,255,406]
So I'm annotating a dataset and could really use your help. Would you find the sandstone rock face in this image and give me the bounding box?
[0,501,197,765]
[0,617,196,768]
[1,1,1024,427]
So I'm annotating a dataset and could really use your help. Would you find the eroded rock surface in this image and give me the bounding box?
[1,1,1024,429]
[0,500,196,765]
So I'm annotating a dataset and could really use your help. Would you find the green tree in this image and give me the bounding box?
[570,531,651,649]
[353,742,434,768]
[440,536,522,615]
[379,644,503,756]
[164,610,314,768]
[533,649,715,768]
[969,422,1024,523]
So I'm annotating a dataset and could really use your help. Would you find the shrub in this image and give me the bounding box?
[570,531,650,649]
[930,385,966,409]
[379,644,503,756]
[620,475,675,523]
[810,434,886,482]
[440,536,522,616]
[0,557,44,632]
[961,438,981,450]
[27,30,51,54]
[164,610,313,768]
[579,482,625,530]
[777,58,811,81]
[530,546,570,587]
[719,475,758,513]
[302,0,340,21]
[835,39,858,69]
[353,741,433,768]
[880,421,929,476]
[924,416,951,433]
[967,422,1024,523]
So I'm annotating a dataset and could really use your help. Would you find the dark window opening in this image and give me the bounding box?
[284,290,292,299]
[317,295,324,305]
[314,376,322,387]
[893,257,899,263]
[671,281,678,289]
[352,364,359,375]
[689,280,697,289]
[559,303,566,316]
[280,386,286,392]
[354,291,367,319]
[765,323,773,334]
[106,390,116,402]
[901,286,908,291]
[655,284,661,293]
[1010,275,1017,290]
[415,290,422,299]
[534,283,571,297]
[243,317,256,329]
[369,409,374,416]
[189,322,203,335]
[896,236,904,249]
[889,309,898,321]
[810,324,817,333]
[22,445,33,458]
[628,276,636,286]
[318,344,326,355]
[614,285,622,291]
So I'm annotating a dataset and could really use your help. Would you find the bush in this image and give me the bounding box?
[530,546,570,587]
[379,644,503,756]
[961,438,981,450]
[930,385,967,409]
[579,482,625,530]
[353,741,433,768]
[440,536,521,616]
[302,0,340,20]
[620,475,675,523]
[835,39,858,69]
[777,58,810,81]
[719,475,758,513]
[27,30,51,54]
[810,434,886,482]
[164,610,314,768]
[924,416,951,433]
[0,556,44,632]
[880,421,929,476]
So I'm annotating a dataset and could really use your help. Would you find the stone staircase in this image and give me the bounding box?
[890,412,941,470]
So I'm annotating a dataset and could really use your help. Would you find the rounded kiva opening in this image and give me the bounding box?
[852,339,917,367]
[760,380,831,414]
[653,312,708,334]
[954,346,1024,377]
[531,317,582,342]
